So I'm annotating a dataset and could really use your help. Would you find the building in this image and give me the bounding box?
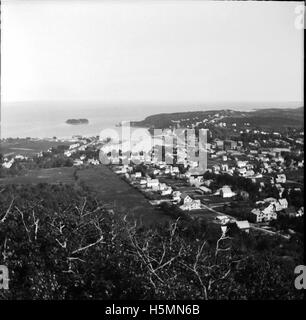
[224,140,237,150]
[198,186,212,194]
[180,199,201,211]
[147,179,159,189]
[73,159,83,166]
[180,193,193,204]
[215,215,230,225]
[220,186,236,198]
[251,203,277,223]
[135,172,142,178]
[172,191,182,203]
[236,160,248,168]
[189,176,203,187]
[215,139,224,149]
[236,220,250,233]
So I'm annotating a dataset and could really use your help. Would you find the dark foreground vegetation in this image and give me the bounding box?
[0,183,303,300]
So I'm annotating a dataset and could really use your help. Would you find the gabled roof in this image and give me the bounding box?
[180,192,191,200]
[236,220,250,229]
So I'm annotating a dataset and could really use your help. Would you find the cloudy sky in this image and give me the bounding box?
[1,0,304,106]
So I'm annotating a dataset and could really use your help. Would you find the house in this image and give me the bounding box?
[139,179,147,185]
[237,160,248,168]
[251,203,277,223]
[203,179,213,187]
[87,158,100,165]
[297,207,304,217]
[180,199,201,211]
[73,159,83,166]
[2,159,14,169]
[171,166,180,173]
[215,215,230,225]
[15,154,26,160]
[221,164,229,172]
[236,220,250,233]
[215,139,224,149]
[220,186,236,198]
[212,165,221,174]
[159,183,167,191]
[119,166,128,174]
[278,198,288,210]
[147,179,159,189]
[135,172,142,178]
[161,187,173,196]
[224,140,237,150]
[172,191,182,202]
[245,170,255,177]
[153,169,161,175]
[189,176,203,187]
[180,193,193,204]
[237,167,247,176]
[198,186,212,194]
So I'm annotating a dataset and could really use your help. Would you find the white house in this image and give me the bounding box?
[161,187,173,196]
[180,199,201,211]
[172,191,182,203]
[180,193,193,204]
[237,160,248,168]
[278,198,288,210]
[198,186,212,194]
[153,169,161,175]
[251,204,277,223]
[221,164,229,172]
[215,215,230,225]
[220,186,236,198]
[88,158,100,165]
[147,179,159,189]
[135,172,142,178]
[73,159,83,166]
[189,176,203,187]
[2,159,14,169]
[297,207,304,217]
[139,179,147,185]
[171,166,180,174]
[236,220,250,233]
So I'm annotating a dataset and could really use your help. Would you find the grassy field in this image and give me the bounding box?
[0,139,72,157]
[0,165,170,225]
[0,167,76,185]
[76,166,170,225]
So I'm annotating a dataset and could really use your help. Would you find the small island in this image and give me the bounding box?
[66,119,89,125]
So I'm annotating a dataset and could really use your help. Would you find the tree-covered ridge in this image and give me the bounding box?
[0,184,303,300]
[131,107,304,130]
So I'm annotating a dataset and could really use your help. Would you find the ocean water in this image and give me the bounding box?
[0,101,299,139]
[1,102,154,139]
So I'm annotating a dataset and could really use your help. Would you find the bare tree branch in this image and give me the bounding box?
[0,198,14,223]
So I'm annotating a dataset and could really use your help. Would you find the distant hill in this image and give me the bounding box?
[131,107,304,130]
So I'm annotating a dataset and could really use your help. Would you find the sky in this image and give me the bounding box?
[1,0,304,107]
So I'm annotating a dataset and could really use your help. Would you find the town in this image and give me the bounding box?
[1,111,304,239]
